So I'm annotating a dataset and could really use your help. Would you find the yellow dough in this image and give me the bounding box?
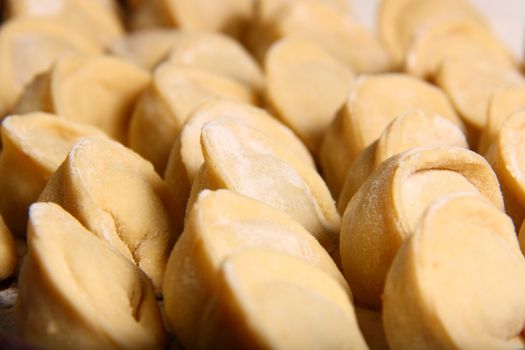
[485,110,525,228]
[246,0,351,63]
[6,0,123,47]
[378,0,483,66]
[128,0,252,39]
[338,110,467,214]
[320,73,462,197]
[14,55,150,143]
[164,99,314,221]
[165,32,264,95]
[0,18,100,116]
[109,29,191,70]
[128,62,258,173]
[111,30,264,92]
[15,202,166,350]
[0,215,16,281]
[436,58,525,134]
[519,220,525,256]
[252,0,391,73]
[340,147,503,309]
[406,16,516,79]
[39,137,181,293]
[253,0,350,23]
[189,120,340,253]
[383,194,525,350]
[355,307,389,350]
[163,189,348,348]
[265,37,354,154]
[478,87,525,154]
[196,249,368,350]
[0,113,107,235]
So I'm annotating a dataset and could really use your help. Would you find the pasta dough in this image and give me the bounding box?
[14,55,150,143]
[197,249,367,350]
[338,110,467,214]
[189,120,340,253]
[163,189,348,348]
[128,62,257,173]
[0,112,106,234]
[39,137,181,293]
[340,147,503,308]
[320,73,462,197]
[383,194,525,350]
[265,37,354,154]
[15,202,166,350]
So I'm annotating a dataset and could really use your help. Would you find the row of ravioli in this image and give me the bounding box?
[0,1,376,349]
[0,0,525,349]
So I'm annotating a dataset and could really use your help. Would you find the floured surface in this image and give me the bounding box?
[39,137,180,293]
[163,189,346,348]
[337,111,468,214]
[400,169,482,230]
[200,121,340,251]
[376,110,467,162]
[177,99,313,181]
[340,147,503,309]
[16,202,165,349]
[383,194,525,349]
[197,250,367,350]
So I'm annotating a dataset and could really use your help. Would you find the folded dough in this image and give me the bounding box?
[406,16,516,79]
[164,99,313,223]
[265,37,354,154]
[436,58,525,137]
[108,29,189,70]
[246,0,351,64]
[128,0,252,40]
[197,249,367,350]
[163,189,348,348]
[15,202,165,350]
[340,147,503,308]
[0,113,107,234]
[485,110,525,228]
[250,0,391,72]
[320,73,462,197]
[338,110,467,214]
[0,18,99,116]
[5,0,123,46]
[111,30,264,92]
[165,32,264,94]
[478,87,525,153]
[189,120,340,252]
[383,194,525,350]
[378,0,483,66]
[128,62,257,173]
[39,137,181,293]
[14,55,150,143]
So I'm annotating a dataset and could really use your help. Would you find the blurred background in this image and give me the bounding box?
[354,0,525,60]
